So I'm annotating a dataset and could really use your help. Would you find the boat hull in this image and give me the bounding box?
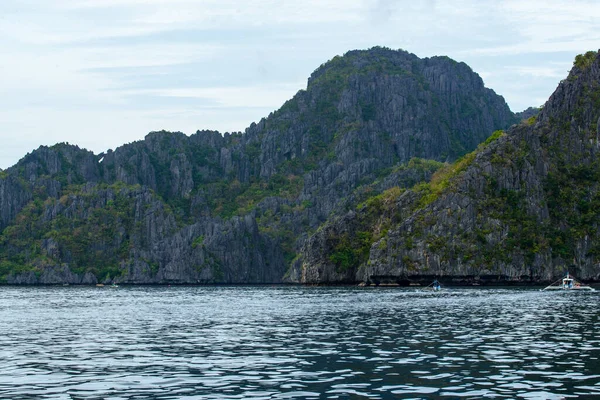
[543,286,595,291]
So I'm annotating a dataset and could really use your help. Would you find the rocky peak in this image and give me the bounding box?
[296,50,600,285]
[0,47,519,285]
[307,47,417,87]
[514,107,541,122]
[11,143,100,182]
[538,50,600,127]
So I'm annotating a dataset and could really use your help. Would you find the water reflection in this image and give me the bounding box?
[0,286,598,399]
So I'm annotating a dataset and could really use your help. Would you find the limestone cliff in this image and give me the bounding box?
[298,50,600,285]
[0,47,516,284]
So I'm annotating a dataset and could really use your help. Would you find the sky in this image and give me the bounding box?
[1,0,599,169]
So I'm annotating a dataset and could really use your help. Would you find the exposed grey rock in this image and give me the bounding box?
[81,272,98,285]
[515,107,541,122]
[299,50,600,284]
[0,47,518,284]
[6,271,38,285]
[0,175,32,230]
[39,265,83,285]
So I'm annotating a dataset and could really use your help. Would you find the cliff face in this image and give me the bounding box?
[298,50,600,284]
[0,47,517,284]
[0,175,32,231]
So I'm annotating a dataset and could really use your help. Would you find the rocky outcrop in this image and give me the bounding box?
[0,175,32,230]
[2,181,287,284]
[515,107,541,122]
[16,143,101,184]
[0,47,517,284]
[299,50,600,284]
[6,266,98,285]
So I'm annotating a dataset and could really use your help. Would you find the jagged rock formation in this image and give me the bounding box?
[0,47,517,284]
[514,107,541,122]
[297,50,600,285]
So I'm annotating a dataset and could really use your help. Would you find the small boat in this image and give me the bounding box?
[96,284,105,287]
[425,279,442,291]
[543,273,595,291]
[110,283,119,288]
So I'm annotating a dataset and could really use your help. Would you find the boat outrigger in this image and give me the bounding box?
[543,273,596,291]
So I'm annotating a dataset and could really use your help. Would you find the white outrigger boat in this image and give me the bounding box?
[543,273,596,291]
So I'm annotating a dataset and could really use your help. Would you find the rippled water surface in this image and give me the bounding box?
[0,286,599,399]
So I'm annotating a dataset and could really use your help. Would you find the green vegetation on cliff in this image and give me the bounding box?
[0,47,518,284]
[300,50,600,284]
[328,186,405,272]
[0,183,174,283]
[323,130,506,275]
[574,50,598,70]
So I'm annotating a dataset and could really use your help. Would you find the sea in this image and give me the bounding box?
[0,286,598,399]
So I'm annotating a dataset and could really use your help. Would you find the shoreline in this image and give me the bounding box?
[1,281,597,288]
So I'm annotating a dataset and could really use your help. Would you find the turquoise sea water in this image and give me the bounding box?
[0,286,598,399]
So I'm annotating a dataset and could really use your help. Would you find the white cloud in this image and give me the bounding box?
[120,83,305,109]
[505,65,570,79]
[467,39,600,57]
[466,0,600,56]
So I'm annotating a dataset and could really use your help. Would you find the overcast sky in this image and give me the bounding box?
[1,0,599,169]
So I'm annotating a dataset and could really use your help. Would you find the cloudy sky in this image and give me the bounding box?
[1,0,599,169]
